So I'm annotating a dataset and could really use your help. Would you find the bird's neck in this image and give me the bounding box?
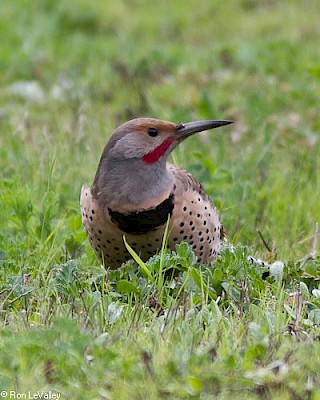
[93,158,174,212]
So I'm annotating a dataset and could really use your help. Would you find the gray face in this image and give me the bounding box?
[109,130,170,160]
[105,118,178,160]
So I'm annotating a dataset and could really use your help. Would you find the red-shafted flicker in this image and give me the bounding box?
[80,118,232,268]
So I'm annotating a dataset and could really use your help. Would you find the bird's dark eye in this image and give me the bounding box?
[147,127,159,137]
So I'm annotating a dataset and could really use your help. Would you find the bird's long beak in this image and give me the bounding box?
[175,119,233,139]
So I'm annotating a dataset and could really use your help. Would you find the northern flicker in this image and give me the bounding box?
[80,118,232,269]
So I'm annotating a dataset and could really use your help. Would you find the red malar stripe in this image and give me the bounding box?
[143,137,174,164]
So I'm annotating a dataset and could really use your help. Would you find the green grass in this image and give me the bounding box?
[1,0,320,398]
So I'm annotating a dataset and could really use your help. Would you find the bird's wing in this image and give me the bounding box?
[167,163,213,205]
[80,185,108,230]
[80,185,93,213]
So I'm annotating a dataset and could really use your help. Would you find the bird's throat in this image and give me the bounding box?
[143,137,174,164]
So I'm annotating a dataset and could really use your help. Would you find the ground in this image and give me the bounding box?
[0,0,320,399]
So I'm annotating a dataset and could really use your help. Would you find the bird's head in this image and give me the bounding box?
[106,117,233,164]
[93,117,232,208]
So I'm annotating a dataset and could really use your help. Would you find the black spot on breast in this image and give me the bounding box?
[180,222,184,227]
[108,193,174,234]
[98,229,102,235]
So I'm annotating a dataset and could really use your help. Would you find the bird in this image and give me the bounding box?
[80,117,232,269]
